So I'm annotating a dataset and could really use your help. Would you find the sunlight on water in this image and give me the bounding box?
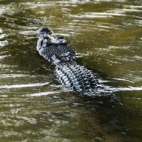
[0,82,49,89]
[67,12,126,18]
[107,86,142,92]
[30,90,62,96]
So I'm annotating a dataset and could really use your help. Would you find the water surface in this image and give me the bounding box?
[0,0,142,141]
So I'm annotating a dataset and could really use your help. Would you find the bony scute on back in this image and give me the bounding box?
[36,27,99,95]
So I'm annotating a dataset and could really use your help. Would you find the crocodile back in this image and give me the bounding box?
[36,27,99,95]
[55,62,99,93]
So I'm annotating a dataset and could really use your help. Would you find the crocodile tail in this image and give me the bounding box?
[55,62,99,94]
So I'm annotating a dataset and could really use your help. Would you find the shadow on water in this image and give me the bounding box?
[0,0,142,142]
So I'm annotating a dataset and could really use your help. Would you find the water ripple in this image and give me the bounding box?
[30,90,62,96]
[0,0,142,141]
[66,12,126,19]
[0,82,49,89]
[110,86,142,92]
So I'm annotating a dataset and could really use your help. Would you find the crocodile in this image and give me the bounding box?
[36,27,99,95]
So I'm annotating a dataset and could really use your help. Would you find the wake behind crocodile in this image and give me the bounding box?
[29,85,142,97]
[36,27,142,96]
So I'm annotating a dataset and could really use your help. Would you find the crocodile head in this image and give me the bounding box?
[37,27,53,38]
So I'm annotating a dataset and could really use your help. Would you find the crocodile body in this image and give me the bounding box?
[36,27,99,94]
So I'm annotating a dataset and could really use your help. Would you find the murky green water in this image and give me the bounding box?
[0,0,142,141]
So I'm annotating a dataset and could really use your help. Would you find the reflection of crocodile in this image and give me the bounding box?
[36,27,99,94]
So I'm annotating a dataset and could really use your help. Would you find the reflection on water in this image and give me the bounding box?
[0,0,142,141]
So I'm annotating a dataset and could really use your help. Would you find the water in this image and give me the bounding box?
[0,0,142,141]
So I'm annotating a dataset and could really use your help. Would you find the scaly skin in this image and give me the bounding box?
[36,27,99,95]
